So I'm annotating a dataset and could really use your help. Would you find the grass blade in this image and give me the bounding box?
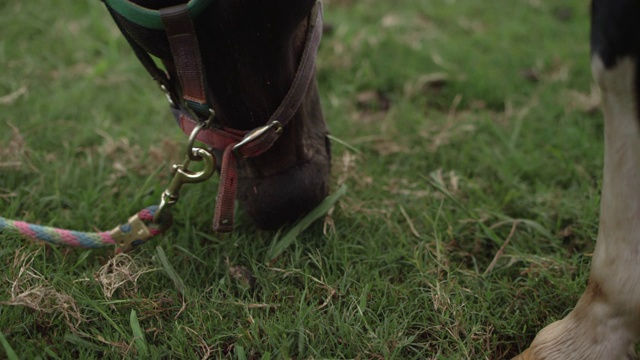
[130,310,148,357]
[44,347,62,359]
[425,173,505,246]
[266,184,347,262]
[0,332,18,360]
[327,134,361,154]
[155,246,187,297]
[236,345,247,360]
[64,334,105,352]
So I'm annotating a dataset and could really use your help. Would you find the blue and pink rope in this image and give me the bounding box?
[0,206,171,252]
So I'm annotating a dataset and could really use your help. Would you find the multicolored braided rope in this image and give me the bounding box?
[0,205,172,253]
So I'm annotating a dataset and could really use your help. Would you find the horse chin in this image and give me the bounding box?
[237,148,330,230]
[233,75,331,230]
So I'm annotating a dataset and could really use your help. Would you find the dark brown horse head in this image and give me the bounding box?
[104,0,331,230]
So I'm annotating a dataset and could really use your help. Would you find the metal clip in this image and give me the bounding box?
[232,121,283,158]
[186,109,215,161]
[154,147,216,222]
[110,214,153,253]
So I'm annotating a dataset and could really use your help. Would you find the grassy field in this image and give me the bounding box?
[0,0,601,358]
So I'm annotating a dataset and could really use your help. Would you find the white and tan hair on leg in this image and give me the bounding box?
[516,0,640,359]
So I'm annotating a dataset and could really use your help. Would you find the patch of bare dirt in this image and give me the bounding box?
[520,58,572,84]
[352,90,392,124]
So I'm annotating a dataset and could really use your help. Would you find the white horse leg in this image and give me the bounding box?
[515,53,640,359]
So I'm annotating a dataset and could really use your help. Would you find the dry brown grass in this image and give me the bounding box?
[3,248,84,330]
[0,122,34,171]
[93,253,158,299]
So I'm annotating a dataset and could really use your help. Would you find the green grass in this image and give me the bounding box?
[1,0,602,358]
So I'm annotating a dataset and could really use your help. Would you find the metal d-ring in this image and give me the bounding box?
[232,120,283,158]
[186,108,215,161]
[159,83,177,108]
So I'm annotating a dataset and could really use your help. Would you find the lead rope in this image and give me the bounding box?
[0,126,216,253]
[0,206,171,253]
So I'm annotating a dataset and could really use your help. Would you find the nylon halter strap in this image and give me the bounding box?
[103,0,324,233]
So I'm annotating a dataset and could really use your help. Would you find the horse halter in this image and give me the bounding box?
[101,0,324,232]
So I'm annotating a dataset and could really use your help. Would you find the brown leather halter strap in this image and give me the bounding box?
[160,5,210,116]
[104,0,324,232]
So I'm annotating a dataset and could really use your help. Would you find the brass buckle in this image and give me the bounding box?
[110,214,153,252]
[232,121,283,158]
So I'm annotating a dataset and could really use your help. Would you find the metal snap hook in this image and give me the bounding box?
[186,108,215,161]
[154,147,216,222]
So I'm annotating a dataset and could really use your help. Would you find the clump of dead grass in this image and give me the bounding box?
[419,95,478,153]
[93,253,158,299]
[333,149,373,191]
[564,84,601,115]
[0,122,35,171]
[3,248,83,330]
[0,85,28,105]
[94,130,182,187]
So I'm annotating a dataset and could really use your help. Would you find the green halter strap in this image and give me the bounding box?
[103,0,216,30]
